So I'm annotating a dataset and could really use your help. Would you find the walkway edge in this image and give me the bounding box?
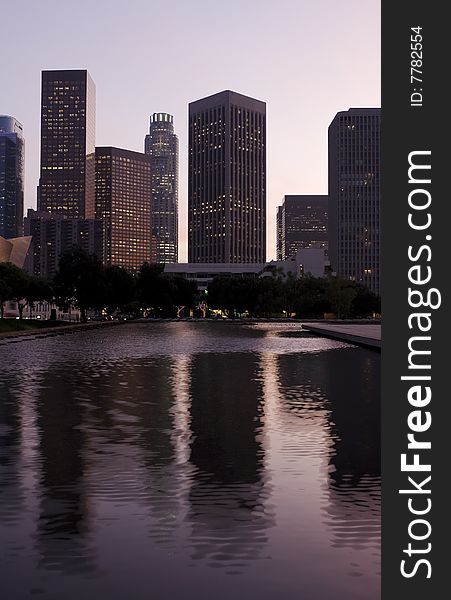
[302,324,381,351]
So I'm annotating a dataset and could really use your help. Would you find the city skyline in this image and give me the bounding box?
[0,0,380,261]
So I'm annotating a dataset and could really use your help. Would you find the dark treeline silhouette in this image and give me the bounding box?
[0,248,198,322]
[208,274,380,319]
[54,248,199,322]
[1,247,380,322]
[0,261,53,319]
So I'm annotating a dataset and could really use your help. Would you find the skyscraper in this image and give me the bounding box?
[144,113,178,264]
[0,116,24,238]
[24,209,103,278]
[276,195,328,261]
[328,108,381,295]
[188,90,266,263]
[38,70,96,219]
[95,147,153,269]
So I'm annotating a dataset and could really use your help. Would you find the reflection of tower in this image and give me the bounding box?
[35,367,94,574]
[276,348,380,551]
[0,372,25,525]
[187,352,272,568]
[322,348,381,551]
[136,356,187,548]
[94,356,183,550]
[170,354,193,466]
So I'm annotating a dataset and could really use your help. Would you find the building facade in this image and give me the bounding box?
[144,113,178,264]
[24,209,103,277]
[0,116,24,238]
[276,195,328,261]
[188,90,266,263]
[38,69,96,219]
[164,262,264,292]
[95,147,153,269]
[328,108,381,295]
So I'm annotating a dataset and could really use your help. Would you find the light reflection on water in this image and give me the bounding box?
[0,322,380,599]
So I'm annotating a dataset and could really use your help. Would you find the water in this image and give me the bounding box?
[0,322,380,599]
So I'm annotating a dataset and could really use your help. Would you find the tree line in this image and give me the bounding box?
[0,247,380,321]
[208,271,380,318]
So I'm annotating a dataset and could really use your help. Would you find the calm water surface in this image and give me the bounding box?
[0,322,380,599]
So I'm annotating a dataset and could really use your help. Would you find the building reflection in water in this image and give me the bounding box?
[0,372,25,526]
[35,365,96,574]
[0,324,381,598]
[186,352,273,570]
[119,357,184,548]
[275,348,380,554]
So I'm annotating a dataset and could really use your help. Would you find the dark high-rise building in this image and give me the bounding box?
[0,116,24,238]
[95,147,153,269]
[188,90,266,263]
[276,195,328,261]
[38,70,96,219]
[328,108,381,295]
[144,113,178,264]
[24,209,103,277]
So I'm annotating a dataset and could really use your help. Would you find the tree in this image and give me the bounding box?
[352,285,381,317]
[0,262,30,319]
[171,276,198,317]
[0,262,17,319]
[24,276,54,318]
[207,276,276,317]
[283,276,330,318]
[136,263,174,317]
[327,278,358,319]
[54,248,106,323]
[104,265,136,316]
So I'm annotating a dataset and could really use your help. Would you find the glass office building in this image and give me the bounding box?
[144,113,178,264]
[0,116,24,238]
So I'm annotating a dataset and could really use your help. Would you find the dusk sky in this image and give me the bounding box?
[1,0,380,261]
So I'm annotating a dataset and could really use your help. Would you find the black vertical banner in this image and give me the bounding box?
[382,2,448,598]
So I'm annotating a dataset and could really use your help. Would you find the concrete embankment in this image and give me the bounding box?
[302,323,381,350]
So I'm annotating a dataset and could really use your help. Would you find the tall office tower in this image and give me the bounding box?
[144,113,178,264]
[328,108,381,295]
[0,116,24,238]
[24,209,103,277]
[276,195,328,260]
[95,147,153,269]
[188,90,266,263]
[38,69,96,218]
